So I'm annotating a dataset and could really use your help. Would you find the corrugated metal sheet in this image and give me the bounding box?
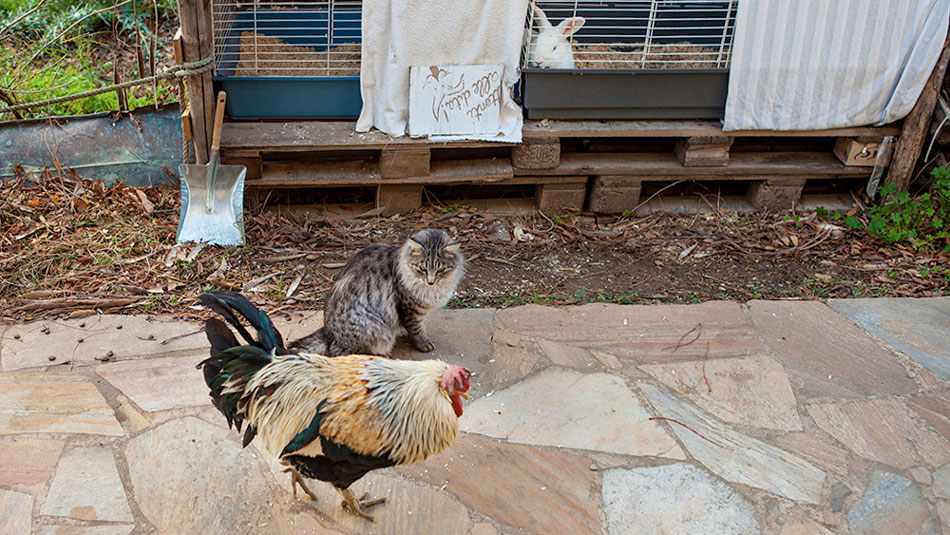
[0,106,183,187]
[724,0,950,131]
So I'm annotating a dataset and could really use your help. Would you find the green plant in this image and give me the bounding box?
[860,168,950,252]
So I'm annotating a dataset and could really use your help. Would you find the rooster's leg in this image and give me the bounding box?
[280,466,319,501]
[338,487,387,522]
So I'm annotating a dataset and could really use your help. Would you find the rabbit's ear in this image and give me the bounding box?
[533,5,553,28]
[557,16,585,37]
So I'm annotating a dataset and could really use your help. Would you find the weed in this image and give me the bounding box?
[857,168,950,252]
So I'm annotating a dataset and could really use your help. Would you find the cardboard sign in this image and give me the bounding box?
[409,64,503,137]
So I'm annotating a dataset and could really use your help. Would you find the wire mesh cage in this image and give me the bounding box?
[210,0,363,118]
[523,0,737,71]
[212,0,362,77]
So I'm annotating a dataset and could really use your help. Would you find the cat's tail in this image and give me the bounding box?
[287,327,329,355]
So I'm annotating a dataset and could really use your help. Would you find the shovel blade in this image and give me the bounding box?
[177,163,247,246]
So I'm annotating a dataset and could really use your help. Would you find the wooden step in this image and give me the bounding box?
[515,152,874,179]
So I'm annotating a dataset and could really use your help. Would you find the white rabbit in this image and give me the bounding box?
[528,5,585,69]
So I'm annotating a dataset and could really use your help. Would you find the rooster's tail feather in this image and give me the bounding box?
[199,290,284,352]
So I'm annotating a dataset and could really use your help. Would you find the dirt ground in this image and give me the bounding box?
[1,170,947,322]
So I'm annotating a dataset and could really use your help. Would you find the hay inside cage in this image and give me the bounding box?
[234,31,361,77]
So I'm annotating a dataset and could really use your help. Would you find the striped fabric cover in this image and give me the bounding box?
[724,0,950,131]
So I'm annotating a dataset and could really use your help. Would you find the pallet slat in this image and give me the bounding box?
[221,121,514,152]
[248,158,512,188]
[516,152,873,179]
[523,119,901,139]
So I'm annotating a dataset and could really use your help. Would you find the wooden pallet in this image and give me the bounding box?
[221,119,899,215]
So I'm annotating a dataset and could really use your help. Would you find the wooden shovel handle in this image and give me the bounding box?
[211,91,227,152]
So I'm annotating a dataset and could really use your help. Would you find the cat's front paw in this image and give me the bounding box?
[415,339,435,352]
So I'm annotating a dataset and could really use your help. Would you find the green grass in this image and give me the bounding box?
[1,0,178,119]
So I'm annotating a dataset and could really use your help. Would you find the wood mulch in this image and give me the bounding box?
[1,169,946,323]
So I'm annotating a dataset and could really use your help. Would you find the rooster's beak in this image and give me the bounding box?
[458,391,469,400]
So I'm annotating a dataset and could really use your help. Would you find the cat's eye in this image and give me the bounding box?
[437,267,446,273]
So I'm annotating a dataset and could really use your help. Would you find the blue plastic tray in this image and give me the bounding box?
[214,8,362,119]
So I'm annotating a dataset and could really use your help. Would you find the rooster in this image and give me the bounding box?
[197,291,471,521]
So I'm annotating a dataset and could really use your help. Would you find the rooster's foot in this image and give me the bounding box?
[339,488,387,522]
[281,466,319,501]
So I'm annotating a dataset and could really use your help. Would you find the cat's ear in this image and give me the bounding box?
[444,242,461,255]
[407,237,424,254]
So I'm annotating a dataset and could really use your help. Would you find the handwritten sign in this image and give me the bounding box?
[408,64,504,137]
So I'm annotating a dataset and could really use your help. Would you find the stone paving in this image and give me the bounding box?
[0,297,948,534]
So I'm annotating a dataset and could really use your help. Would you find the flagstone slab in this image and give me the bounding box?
[640,354,803,431]
[848,470,937,535]
[393,309,495,393]
[932,463,950,499]
[0,437,65,486]
[40,446,133,522]
[290,513,346,535]
[0,315,206,371]
[602,464,759,535]
[779,433,849,476]
[96,353,208,412]
[274,311,324,345]
[829,297,950,380]
[0,373,124,436]
[126,417,282,534]
[481,344,541,388]
[640,383,826,503]
[496,302,762,362]
[280,469,472,535]
[747,301,917,399]
[400,436,600,535]
[461,368,685,459]
[906,389,950,440]
[0,489,32,534]
[806,399,950,469]
[536,339,600,370]
[38,525,135,535]
[779,518,834,535]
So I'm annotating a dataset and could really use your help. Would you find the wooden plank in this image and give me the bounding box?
[523,119,902,139]
[250,157,511,188]
[220,121,514,151]
[516,152,873,179]
[194,0,215,158]
[380,148,430,178]
[172,28,184,65]
[177,0,209,164]
[886,30,950,191]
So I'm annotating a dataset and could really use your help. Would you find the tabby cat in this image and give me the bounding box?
[290,229,464,357]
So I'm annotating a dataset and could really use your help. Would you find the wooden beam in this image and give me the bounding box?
[220,121,512,151]
[523,119,901,139]
[511,136,561,169]
[176,0,210,164]
[536,180,588,214]
[747,179,807,212]
[886,30,950,191]
[377,184,422,216]
[516,152,873,179]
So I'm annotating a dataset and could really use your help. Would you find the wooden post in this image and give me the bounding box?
[512,137,561,169]
[747,179,806,212]
[380,148,430,178]
[177,0,214,164]
[536,179,588,214]
[674,136,733,167]
[377,184,423,216]
[886,31,950,191]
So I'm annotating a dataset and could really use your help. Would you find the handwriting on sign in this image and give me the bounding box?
[409,64,503,136]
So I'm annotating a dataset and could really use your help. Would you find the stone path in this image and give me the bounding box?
[0,297,948,534]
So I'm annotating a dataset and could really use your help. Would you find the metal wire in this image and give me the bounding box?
[525,0,738,70]
[211,0,362,78]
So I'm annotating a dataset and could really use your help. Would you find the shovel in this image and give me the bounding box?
[176,91,246,246]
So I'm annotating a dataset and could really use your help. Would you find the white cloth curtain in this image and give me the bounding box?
[724,0,950,131]
[356,0,529,141]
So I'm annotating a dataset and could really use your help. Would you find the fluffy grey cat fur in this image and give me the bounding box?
[289,229,464,357]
